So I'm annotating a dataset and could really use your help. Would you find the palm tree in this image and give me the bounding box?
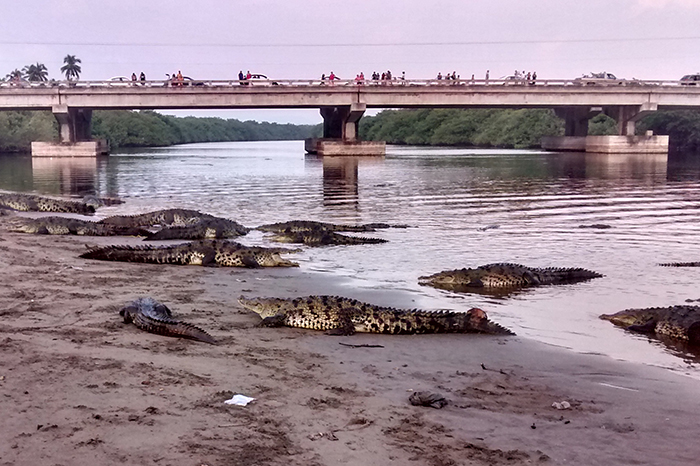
[22,63,49,82]
[5,69,22,82]
[61,55,82,81]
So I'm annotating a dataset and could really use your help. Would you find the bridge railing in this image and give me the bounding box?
[0,78,695,89]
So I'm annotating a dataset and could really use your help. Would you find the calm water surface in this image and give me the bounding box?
[3,141,700,376]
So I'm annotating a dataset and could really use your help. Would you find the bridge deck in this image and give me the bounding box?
[1,79,699,111]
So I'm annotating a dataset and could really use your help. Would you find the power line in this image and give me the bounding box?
[1,36,700,48]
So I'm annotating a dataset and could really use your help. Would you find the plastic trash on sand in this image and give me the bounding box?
[224,394,256,406]
[551,401,571,410]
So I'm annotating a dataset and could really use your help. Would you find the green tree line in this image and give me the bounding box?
[358,108,700,152]
[3,107,700,153]
[0,110,316,152]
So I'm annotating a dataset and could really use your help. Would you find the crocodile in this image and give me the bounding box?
[600,305,700,344]
[99,209,234,229]
[82,195,125,209]
[256,220,408,233]
[144,217,250,241]
[0,192,95,215]
[419,263,603,292]
[659,262,700,267]
[80,239,300,267]
[7,216,151,236]
[238,295,514,336]
[120,297,217,344]
[269,228,388,246]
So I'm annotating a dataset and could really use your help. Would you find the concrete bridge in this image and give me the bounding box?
[1,77,697,155]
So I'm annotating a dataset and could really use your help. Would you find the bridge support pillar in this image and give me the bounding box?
[31,105,108,157]
[306,103,385,156]
[543,103,667,154]
[604,102,658,136]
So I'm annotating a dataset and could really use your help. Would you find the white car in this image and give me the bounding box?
[108,76,133,86]
[574,72,626,86]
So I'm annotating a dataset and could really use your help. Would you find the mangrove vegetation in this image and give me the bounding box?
[2,107,700,153]
[0,110,316,152]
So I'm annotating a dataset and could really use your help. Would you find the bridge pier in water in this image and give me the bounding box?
[305,103,385,156]
[31,105,108,157]
[542,104,668,154]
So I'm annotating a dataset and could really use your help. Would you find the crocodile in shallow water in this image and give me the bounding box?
[0,192,95,215]
[80,239,300,267]
[269,227,388,246]
[600,305,700,344]
[238,295,514,335]
[419,263,603,293]
[7,216,151,236]
[144,217,250,241]
[256,220,408,233]
[659,262,700,267]
[120,297,217,344]
[99,209,236,228]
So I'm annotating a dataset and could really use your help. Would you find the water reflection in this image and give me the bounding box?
[309,155,385,209]
[31,157,99,196]
[581,153,668,180]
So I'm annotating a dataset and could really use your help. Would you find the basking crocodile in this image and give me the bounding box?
[600,305,700,344]
[659,262,700,267]
[419,263,603,292]
[238,295,514,336]
[80,239,300,267]
[7,216,150,236]
[99,209,240,229]
[82,195,125,209]
[256,220,407,233]
[120,297,217,344]
[144,217,250,241]
[269,228,388,246]
[0,192,95,215]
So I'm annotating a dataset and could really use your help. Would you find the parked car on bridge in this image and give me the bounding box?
[500,75,525,85]
[574,72,626,86]
[241,73,278,86]
[108,76,133,86]
[165,74,206,87]
[680,73,700,85]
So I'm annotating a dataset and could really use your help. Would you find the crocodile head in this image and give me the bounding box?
[599,309,659,333]
[466,308,515,335]
[238,296,291,318]
[418,268,485,287]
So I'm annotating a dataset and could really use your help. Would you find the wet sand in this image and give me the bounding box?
[1,222,699,465]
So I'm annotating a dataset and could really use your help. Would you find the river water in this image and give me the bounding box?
[2,141,700,376]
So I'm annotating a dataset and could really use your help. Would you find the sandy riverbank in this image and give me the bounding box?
[0,222,699,465]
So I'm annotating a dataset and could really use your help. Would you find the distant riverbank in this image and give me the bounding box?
[359,108,700,152]
[3,107,700,154]
[0,110,318,153]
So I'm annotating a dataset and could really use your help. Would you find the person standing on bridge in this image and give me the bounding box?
[176,70,183,87]
[485,70,489,84]
[131,73,137,84]
[140,72,146,85]
[329,71,336,85]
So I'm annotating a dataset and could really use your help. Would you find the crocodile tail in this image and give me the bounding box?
[80,244,166,263]
[334,233,388,245]
[537,267,604,282]
[131,312,217,344]
[144,226,197,241]
[659,262,700,267]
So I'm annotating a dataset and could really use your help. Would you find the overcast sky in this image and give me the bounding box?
[2,0,699,124]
